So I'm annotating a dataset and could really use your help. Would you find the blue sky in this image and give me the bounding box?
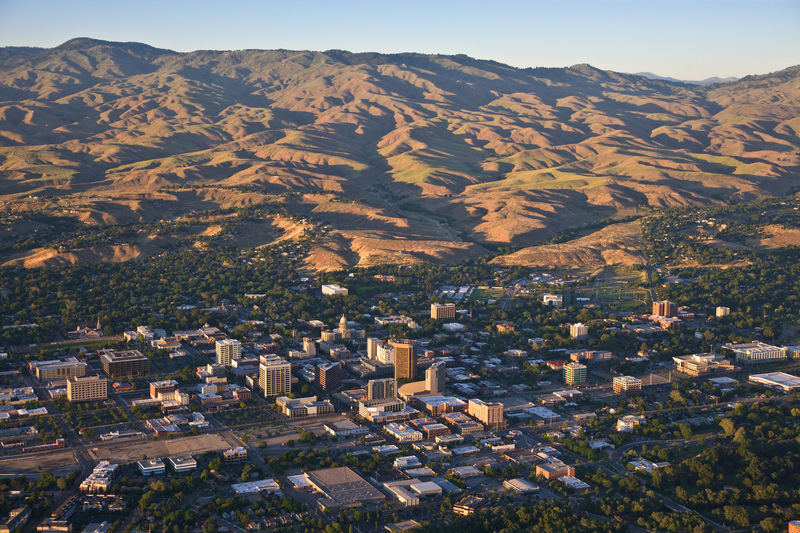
[0,0,797,79]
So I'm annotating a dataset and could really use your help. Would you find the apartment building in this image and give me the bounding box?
[66,376,108,402]
[569,323,589,340]
[431,303,456,320]
[258,356,291,398]
[376,342,395,365]
[467,398,506,429]
[652,300,676,317]
[425,362,446,396]
[303,338,316,356]
[367,378,397,401]
[216,339,242,366]
[366,337,380,359]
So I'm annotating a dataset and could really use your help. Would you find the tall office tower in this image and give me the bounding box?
[216,339,242,366]
[391,340,417,380]
[653,300,676,317]
[100,350,149,378]
[425,362,446,395]
[569,323,589,340]
[303,338,316,356]
[467,398,505,429]
[564,362,588,385]
[258,356,291,398]
[316,362,343,392]
[367,378,397,400]
[377,343,395,365]
[366,338,380,359]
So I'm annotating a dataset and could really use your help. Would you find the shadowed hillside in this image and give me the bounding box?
[0,39,798,269]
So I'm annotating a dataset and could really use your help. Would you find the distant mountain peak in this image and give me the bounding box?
[52,37,175,55]
[634,71,739,86]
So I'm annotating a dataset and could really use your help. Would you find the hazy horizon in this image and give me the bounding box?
[0,0,798,80]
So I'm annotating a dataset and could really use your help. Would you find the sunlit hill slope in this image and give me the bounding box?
[0,38,799,269]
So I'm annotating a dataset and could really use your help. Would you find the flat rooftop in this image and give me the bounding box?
[560,476,590,490]
[168,456,197,468]
[306,466,385,507]
[749,372,800,390]
[100,350,147,362]
[418,395,466,407]
[138,458,165,469]
[326,419,362,430]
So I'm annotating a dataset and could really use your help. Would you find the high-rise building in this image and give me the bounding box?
[66,375,108,402]
[303,338,316,356]
[30,357,88,381]
[316,362,343,392]
[391,340,417,380]
[216,339,242,366]
[431,303,456,321]
[377,343,395,365]
[425,362,446,395]
[259,356,291,398]
[652,300,676,317]
[564,362,587,385]
[366,338,380,359]
[569,323,589,340]
[467,398,506,429]
[716,306,730,317]
[367,378,398,401]
[100,350,149,378]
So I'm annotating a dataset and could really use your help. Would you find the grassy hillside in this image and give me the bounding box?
[0,39,798,269]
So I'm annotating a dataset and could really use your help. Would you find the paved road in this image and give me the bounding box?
[644,260,658,302]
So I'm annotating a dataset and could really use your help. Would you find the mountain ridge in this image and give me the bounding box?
[634,71,739,86]
[0,39,798,270]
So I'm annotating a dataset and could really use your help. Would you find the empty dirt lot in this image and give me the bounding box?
[0,449,79,477]
[89,433,234,463]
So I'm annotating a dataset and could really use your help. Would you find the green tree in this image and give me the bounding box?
[719,418,735,438]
